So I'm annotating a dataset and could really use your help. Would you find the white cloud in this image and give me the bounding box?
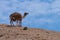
[47,0,60,13]
[0,0,60,31]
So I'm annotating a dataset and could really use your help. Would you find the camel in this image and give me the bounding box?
[9,12,28,27]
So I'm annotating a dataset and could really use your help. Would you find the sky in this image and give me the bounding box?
[0,0,60,31]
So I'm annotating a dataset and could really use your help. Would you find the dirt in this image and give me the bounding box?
[0,24,60,40]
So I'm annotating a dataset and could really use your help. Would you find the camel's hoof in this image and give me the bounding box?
[16,25,22,27]
[7,25,16,27]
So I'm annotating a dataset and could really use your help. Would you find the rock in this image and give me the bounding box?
[23,27,28,30]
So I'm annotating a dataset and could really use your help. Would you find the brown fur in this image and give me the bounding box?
[9,12,28,26]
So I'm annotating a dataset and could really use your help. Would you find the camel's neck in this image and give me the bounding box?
[22,13,28,18]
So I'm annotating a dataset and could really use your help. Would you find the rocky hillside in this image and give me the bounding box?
[0,24,60,40]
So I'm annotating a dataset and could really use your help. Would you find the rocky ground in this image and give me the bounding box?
[0,24,60,40]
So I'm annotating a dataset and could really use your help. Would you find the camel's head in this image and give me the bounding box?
[23,12,29,18]
[24,12,29,16]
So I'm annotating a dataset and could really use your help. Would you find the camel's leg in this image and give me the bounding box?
[19,20,22,27]
[12,21,14,26]
[10,21,13,26]
[16,20,19,26]
[10,20,14,26]
[16,20,22,27]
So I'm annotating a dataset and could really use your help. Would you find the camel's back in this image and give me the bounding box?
[10,12,22,20]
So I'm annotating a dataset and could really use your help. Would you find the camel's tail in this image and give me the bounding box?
[22,12,29,18]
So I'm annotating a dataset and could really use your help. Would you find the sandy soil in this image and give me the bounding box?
[0,24,60,40]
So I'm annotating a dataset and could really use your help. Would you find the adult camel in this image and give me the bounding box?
[9,12,28,27]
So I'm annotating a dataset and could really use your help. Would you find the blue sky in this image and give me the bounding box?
[0,0,60,31]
